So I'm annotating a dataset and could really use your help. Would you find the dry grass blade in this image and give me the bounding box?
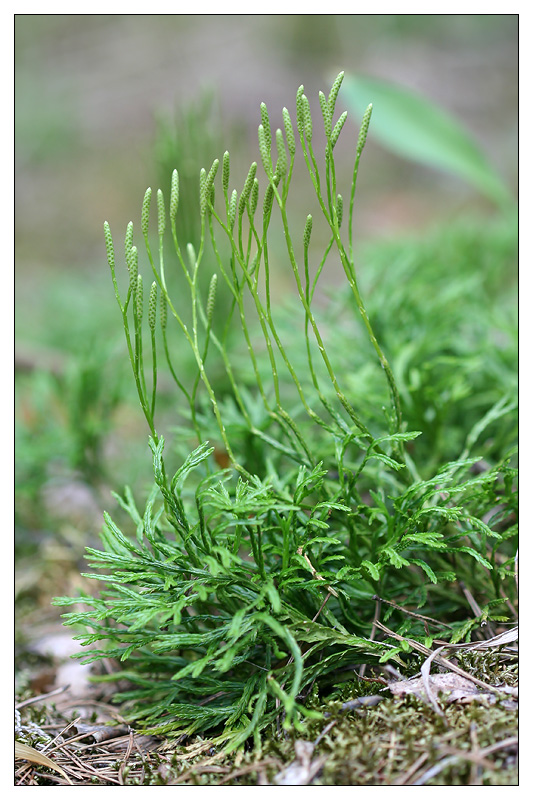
[15,684,70,710]
[420,647,447,719]
[452,626,518,651]
[393,753,429,785]
[372,595,453,629]
[411,736,518,786]
[375,621,513,695]
[15,741,73,784]
[118,729,135,785]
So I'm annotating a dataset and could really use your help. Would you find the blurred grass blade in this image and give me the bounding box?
[341,74,514,208]
[15,741,73,783]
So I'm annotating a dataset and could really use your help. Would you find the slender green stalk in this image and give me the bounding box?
[297,90,402,435]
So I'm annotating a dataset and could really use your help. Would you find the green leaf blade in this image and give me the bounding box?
[342,74,514,208]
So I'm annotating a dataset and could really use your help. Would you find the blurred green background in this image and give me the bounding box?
[15,14,517,263]
[14,14,517,613]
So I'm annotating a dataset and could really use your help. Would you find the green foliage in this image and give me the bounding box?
[154,91,229,254]
[54,72,517,748]
[323,219,517,475]
[341,74,514,209]
[15,341,123,515]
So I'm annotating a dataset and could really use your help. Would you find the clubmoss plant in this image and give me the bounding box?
[54,72,517,749]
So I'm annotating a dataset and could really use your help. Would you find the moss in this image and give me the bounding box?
[15,655,517,786]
